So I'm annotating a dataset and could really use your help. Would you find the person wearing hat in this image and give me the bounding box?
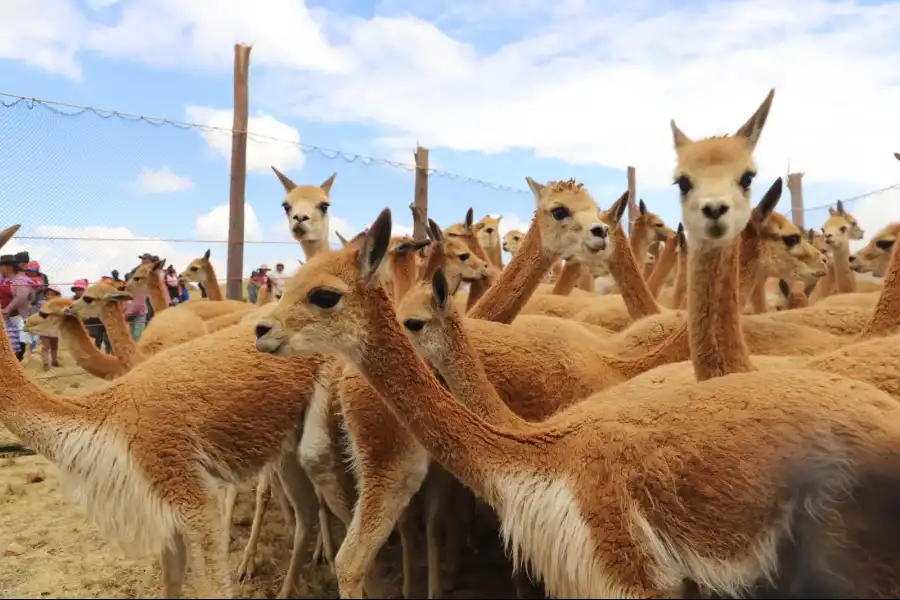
[270,261,288,300]
[22,261,50,355]
[0,254,34,361]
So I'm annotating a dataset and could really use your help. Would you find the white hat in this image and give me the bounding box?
[258,263,270,271]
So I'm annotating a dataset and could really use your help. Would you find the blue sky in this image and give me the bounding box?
[1,0,899,288]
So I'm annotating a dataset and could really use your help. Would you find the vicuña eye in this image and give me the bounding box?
[876,239,895,251]
[403,319,425,332]
[550,206,570,221]
[319,202,330,214]
[674,175,692,195]
[738,171,756,191]
[782,234,801,248]
[458,253,470,262]
[282,202,291,213]
[308,289,342,309]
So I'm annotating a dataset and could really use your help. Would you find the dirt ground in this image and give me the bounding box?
[0,345,521,599]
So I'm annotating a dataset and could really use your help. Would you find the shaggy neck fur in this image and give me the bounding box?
[645,234,678,298]
[552,261,582,295]
[468,217,557,323]
[687,236,754,381]
[858,242,900,338]
[0,319,92,459]
[199,263,224,301]
[390,251,419,302]
[603,226,661,319]
[299,238,329,262]
[99,302,144,369]
[354,282,511,493]
[830,240,857,294]
[59,316,127,379]
[147,273,170,313]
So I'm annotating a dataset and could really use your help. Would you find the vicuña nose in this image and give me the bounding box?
[255,323,273,339]
[700,203,729,220]
[293,214,310,223]
[848,255,857,263]
[590,224,608,238]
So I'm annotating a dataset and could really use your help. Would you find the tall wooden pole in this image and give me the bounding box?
[626,166,637,235]
[413,146,430,240]
[786,172,805,230]
[226,43,252,301]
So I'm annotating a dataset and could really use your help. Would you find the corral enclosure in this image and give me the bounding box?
[1,49,899,600]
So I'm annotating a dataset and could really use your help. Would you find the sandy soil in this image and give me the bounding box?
[0,345,521,599]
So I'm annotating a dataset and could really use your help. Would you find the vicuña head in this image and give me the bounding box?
[430,219,491,288]
[24,296,73,337]
[670,88,775,245]
[68,282,133,319]
[821,199,864,246]
[502,229,524,254]
[635,199,675,242]
[474,213,501,244]
[757,212,827,284]
[850,222,899,277]
[395,266,459,367]
[525,177,613,260]
[179,249,212,283]
[254,208,396,358]
[125,258,165,294]
[272,167,336,244]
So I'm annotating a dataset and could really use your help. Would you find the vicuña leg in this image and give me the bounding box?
[185,502,232,599]
[160,530,189,598]
[235,470,272,582]
[276,452,321,599]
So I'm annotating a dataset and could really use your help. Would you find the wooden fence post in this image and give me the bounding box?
[413,146,430,240]
[226,43,252,301]
[786,172,805,230]
[626,166,637,235]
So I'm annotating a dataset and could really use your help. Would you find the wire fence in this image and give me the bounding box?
[1,92,897,298]
[0,93,530,297]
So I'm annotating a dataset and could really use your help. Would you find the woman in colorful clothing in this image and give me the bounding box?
[23,261,48,354]
[0,254,34,361]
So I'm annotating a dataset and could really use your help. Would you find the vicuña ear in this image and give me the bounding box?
[464,208,474,233]
[202,248,211,261]
[754,177,783,223]
[357,208,392,281]
[670,120,692,149]
[525,176,545,203]
[335,231,349,247]
[0,224,21,250]
[320,172,337,195]
[432,268,450,314]
[638,199,647,215]
[609,191,629,226]
[734,88,775,151]
[778,279,791,299]
[676,223,686,249]
[271,166,297,193]
[153,258,167,271]
[427,219,445,245]
[835,199,846,215]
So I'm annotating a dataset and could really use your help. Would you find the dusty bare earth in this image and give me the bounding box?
[0,344,521,599]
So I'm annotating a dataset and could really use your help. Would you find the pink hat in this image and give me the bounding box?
[71,278,88,292]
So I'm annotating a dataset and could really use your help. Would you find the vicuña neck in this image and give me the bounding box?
[439,313,530,429]
[748,277,769,313]
[487,244,503,270]
[300,238,329,261]
[59,317,126,379]
[687,237,754,382]
[201,263,224,301]
[390,253,419,302]
[354,283,520,495]
[645,235,678,298]
[629,224,652,271]
[0,318,91,459]
[468,217,556,323]
[99,303,144,368]
[858,243,900,338]
[673,250,688,309]
[551,261,582,295]
[809,261,836,304]
[606,226,660,319]
[147,275,170,313]
[831,241,857,293]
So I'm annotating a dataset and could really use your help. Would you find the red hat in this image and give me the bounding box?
[24,261,40,272]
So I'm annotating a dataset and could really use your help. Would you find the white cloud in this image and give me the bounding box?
[6,0,900,193]
[136,166,193,194]
[183,106,304,174]
[195,202,264,242]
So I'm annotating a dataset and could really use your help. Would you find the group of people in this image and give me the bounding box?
[1,251,289,370]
